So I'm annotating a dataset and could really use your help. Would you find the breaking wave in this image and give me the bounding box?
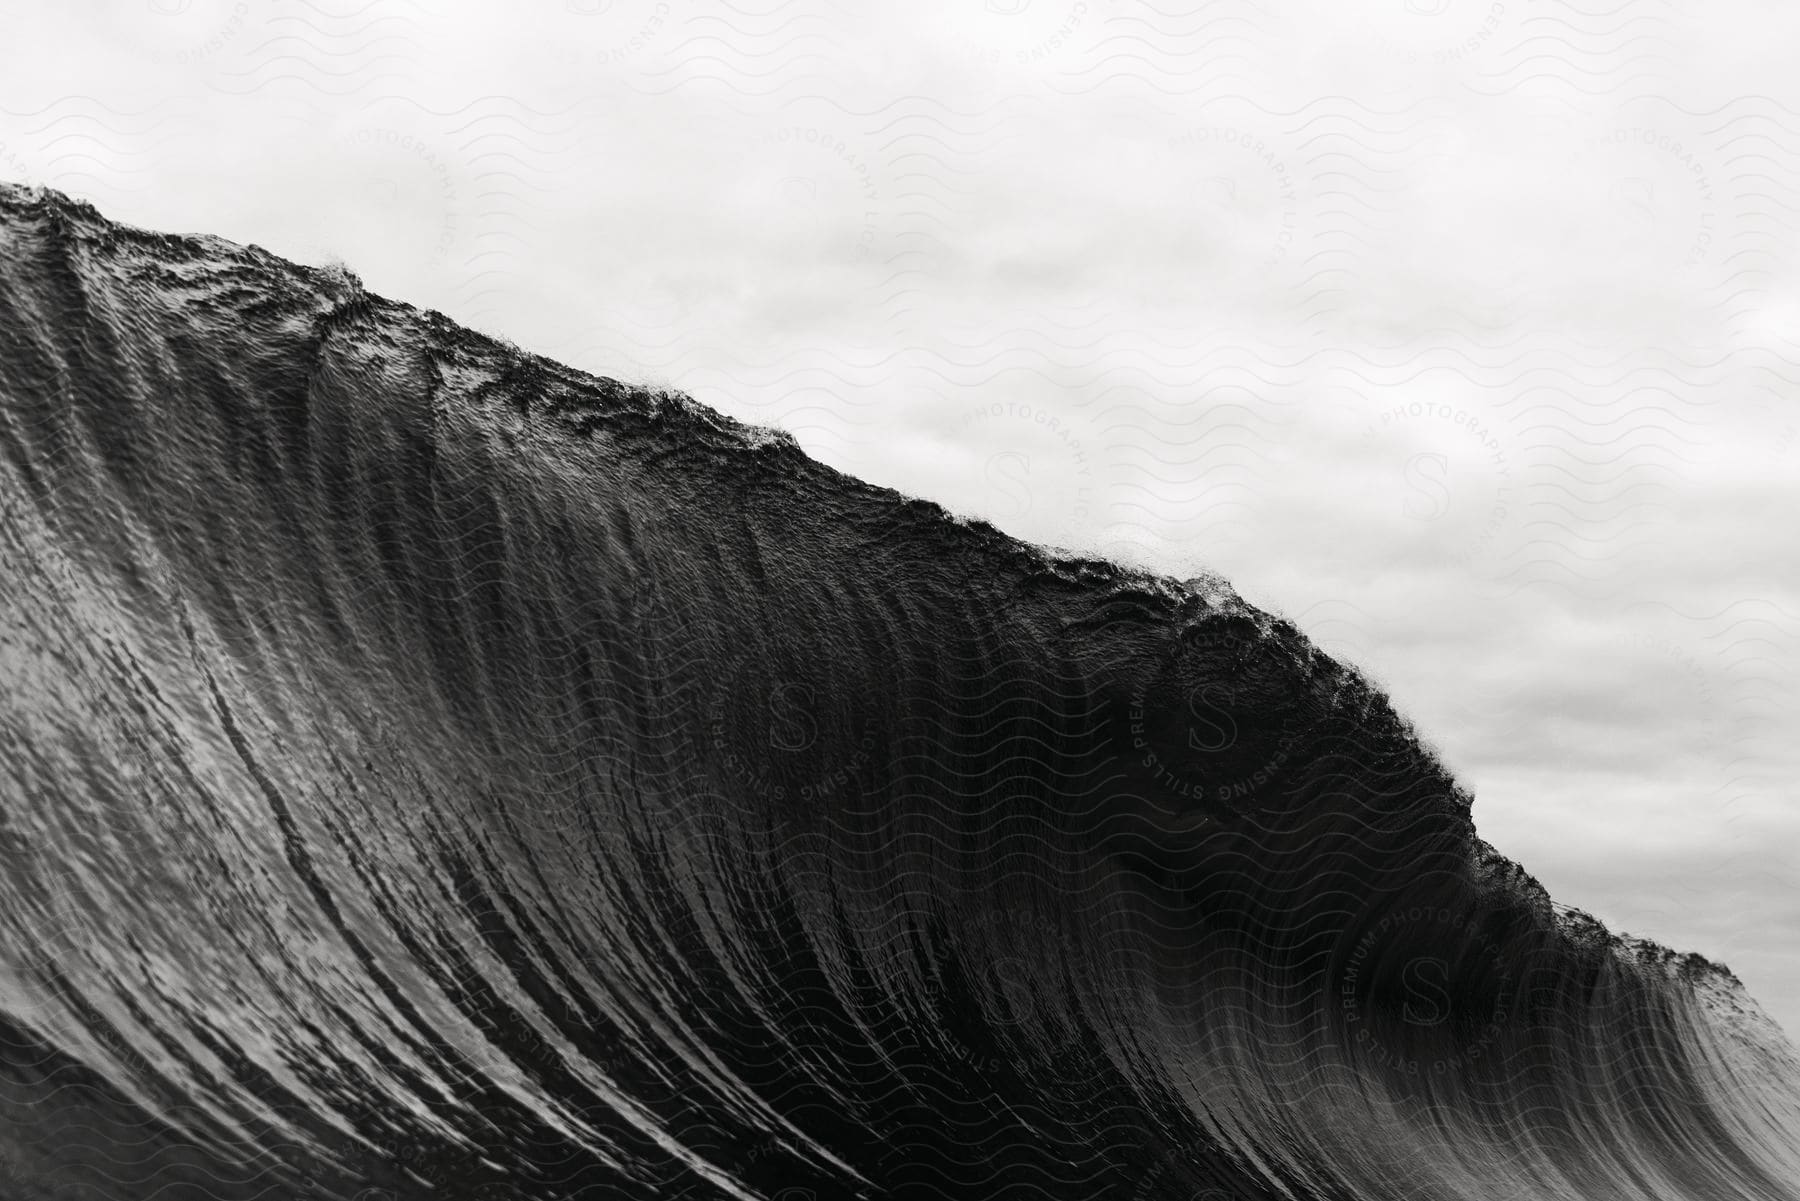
[0,182,1796,1200]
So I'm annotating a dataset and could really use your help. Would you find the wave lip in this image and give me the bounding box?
[0,179,1797,1200]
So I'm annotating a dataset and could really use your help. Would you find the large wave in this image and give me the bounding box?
[0,181,1795,1201]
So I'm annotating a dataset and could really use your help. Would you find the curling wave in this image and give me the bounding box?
[0,182,1796,1201]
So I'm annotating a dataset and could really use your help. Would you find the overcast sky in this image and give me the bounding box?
[3,0,1796,1036]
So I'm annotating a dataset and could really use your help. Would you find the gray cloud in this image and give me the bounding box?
[2,0,1795,1034]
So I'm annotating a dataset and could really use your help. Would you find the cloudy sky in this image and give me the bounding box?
[2,0,1796,1035]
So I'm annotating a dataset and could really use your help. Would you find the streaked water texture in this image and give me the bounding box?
[0,183,1796,1201]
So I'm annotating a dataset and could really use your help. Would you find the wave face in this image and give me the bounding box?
[0,181,1796,1201]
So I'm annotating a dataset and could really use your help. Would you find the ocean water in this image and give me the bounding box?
[0,181,1796,1200]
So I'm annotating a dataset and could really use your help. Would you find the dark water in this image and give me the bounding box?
[0,180,1795,1201]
